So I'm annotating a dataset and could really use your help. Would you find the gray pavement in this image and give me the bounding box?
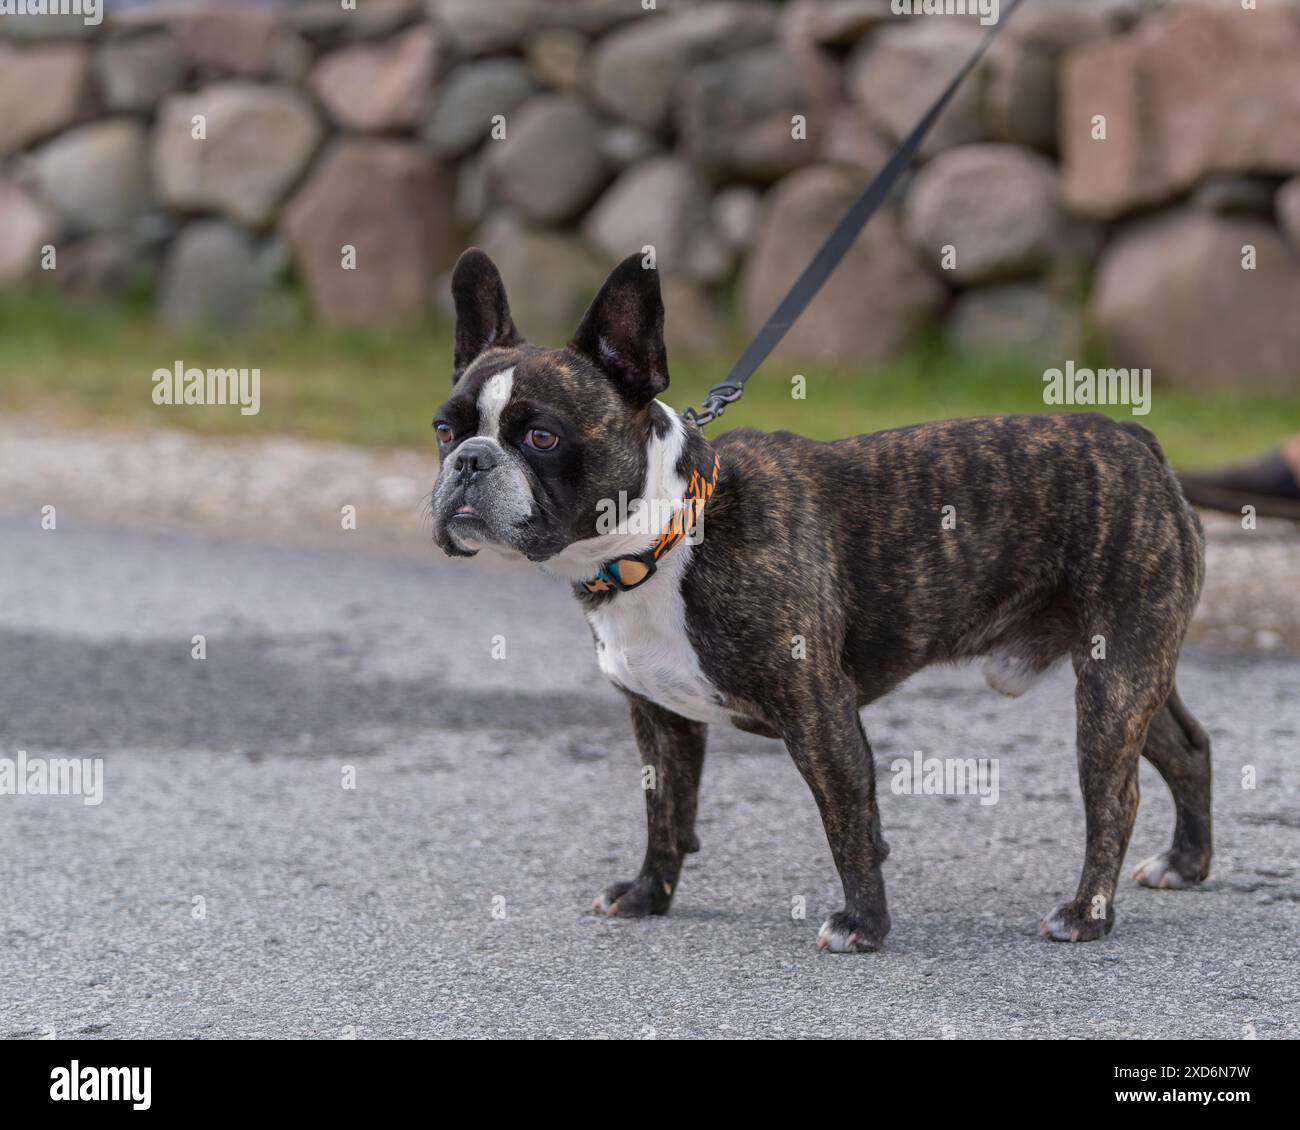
[0,515,1297,1039]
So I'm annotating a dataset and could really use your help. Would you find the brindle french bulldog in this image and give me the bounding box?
[430,248,1212,952]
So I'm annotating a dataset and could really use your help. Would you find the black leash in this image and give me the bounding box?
[683,0,1026,428]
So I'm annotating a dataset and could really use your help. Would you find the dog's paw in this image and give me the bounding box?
[815,910,886,954]
[591,875,673,918]
[1039,900,1113,943]
[1131,851,1209,889]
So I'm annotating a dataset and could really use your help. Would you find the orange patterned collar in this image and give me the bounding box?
[583,452,721,594]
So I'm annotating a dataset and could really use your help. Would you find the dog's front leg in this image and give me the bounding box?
[782,697,891,953]
[593,692,707,918]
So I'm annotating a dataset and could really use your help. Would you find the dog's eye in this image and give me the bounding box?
[525,428,558,451]
[434,422,454,445]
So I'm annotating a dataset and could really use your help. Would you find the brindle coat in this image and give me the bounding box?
[432,250,1212,951]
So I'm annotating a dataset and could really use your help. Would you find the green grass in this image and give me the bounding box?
[2,291,1297,469]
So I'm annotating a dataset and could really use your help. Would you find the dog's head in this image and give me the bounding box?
[431,248,687,574]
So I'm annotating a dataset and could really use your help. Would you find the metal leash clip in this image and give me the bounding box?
[683,383,744,428]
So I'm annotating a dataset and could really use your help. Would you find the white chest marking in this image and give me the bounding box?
[585,546,733,725]
[539,400,731,724]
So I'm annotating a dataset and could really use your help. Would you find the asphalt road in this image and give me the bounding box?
[1,515,1296,1039]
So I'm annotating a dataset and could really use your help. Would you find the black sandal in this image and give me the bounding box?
[1179,450,1300,522]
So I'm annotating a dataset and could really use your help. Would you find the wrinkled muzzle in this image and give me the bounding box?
[431,437,537,558]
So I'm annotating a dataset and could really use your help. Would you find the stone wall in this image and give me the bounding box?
[1,0,1299,389]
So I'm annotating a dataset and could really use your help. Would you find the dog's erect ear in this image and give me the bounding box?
[568,254,668,407]
[451,248,522,384]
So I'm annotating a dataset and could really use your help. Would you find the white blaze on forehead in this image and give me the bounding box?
[476,366,514,439]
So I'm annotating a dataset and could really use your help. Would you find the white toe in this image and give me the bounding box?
[816,920,859,953]
[1132,853,1187,889]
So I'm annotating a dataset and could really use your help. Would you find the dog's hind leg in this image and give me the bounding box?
[1040,651,1166,942]
[1131,686,1212,889]
[593,692,707,918]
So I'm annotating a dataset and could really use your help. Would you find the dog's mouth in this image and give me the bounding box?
[445,502,492,540]
[433,477,554,562]
[440,495,525,557]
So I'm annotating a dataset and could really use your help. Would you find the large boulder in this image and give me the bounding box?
[848,21,990,159]
[426,0,541,55]
[310,25,439,132]
[157,220,280,331]
[526,28,587,91]
[94,33,184,112]
[289,0,419,46]
[904,144,1064,284]
[742,165,944,363]
[589,2,777,132]
[946,283,1083,366]
[819,106,892,179]
[283,139,462,325]
[581,157,711,275]
[983,38,1060,155]
[173,9,286,77]
[676,45,833,183]
[598,124,659,170]
[0,179,57,285]
[661,278,724,359]
[486,96,610,224]
[154,84,324,228]
[983,2,1117,153]
[1062,5,1300,218]
[474,213,608,343]
[31,119,151,235]
[1091,209,1300,392]
[0,42,90,154]
[424,57,537,158]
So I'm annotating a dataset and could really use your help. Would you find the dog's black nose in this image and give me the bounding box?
[453,442,496,484]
